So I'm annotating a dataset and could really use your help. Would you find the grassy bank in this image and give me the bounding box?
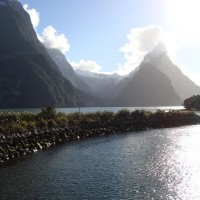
[0,107,200,163]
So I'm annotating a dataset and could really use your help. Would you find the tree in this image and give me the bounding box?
[183,95,200,110]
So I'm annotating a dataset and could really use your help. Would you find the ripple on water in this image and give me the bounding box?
[1,125,200,199]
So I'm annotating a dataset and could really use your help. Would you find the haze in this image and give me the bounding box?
[19,0,200,86]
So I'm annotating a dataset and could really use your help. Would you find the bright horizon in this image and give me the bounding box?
[19,0,200,86]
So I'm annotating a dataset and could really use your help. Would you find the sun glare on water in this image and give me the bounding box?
[167,0,200,41]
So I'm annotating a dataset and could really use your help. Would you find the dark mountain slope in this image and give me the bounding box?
[0,53,82,108]
[47,48,91,95]
[114,64,181,106]
[0,0,84,108]
[142,48,200,100]
[115,45,200,106]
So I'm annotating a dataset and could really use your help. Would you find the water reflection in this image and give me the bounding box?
[0,125,200,199]
[147,126,200,199]
[174,127,200,199]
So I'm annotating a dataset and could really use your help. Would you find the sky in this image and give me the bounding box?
[19,0,200,86]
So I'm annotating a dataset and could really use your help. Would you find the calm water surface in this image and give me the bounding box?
[0,106,184,113]
[1,125,200,199]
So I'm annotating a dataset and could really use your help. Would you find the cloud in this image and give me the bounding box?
[21,4,179,76]
[23,5,70,54]
[117,25,177,75]
[70,60,102,72]
[23,4,40,29]
[40,26,70,54]
[70,26,177,75]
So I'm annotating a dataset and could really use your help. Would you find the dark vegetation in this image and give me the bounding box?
[184,95,200,110]
[0,3,92,108]
[0,107,200,163]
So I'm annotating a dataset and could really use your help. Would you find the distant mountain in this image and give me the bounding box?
[0,0,86,108]
[75,69,125,99]
[75,69,123,80]
[46,48,107,106]
[114,63,181,106]
[2,0,196,108]
[142,46,200,100]
[115,45,200,106]
[47,48,91,95]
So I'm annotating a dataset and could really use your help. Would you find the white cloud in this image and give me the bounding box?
[70,60,102,73]
[40,26,70,54]
[23,4,40,29]
[21,4,180,76]
[117,25,177,75]
[70,26,178,76]
[23,5,70,54]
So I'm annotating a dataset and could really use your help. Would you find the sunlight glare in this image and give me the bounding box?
[167,0,200,41]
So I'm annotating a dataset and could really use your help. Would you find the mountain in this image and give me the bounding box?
[75,70,123,80]
[0,0,85,108]
[2,0,197,108]
[46,48,91,95]
[46,47,126,101]
[46,48,109,106]
[114,46,183,106]
[75,69,125,99]
[142,46,200,100]
[115,45,200,106]
[114,64,181,106]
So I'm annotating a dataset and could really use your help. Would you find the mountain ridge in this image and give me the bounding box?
[114,60,182,106]
[1,0,199,108]
[114,45,200,106]
[0,0,86,108]
[142,49,200,100]
[46,48,92,95]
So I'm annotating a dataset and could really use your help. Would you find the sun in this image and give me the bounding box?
[167,0,200,41]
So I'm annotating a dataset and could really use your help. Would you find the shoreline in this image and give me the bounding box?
[0,108,200,164]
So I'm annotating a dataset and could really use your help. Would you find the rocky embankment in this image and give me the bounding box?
[0,107,200,163]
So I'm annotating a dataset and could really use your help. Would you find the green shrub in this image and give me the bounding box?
[131,110,149,121]
[20,112,36,122]
[10,124,26,133]
[48,119,57,128]
[184,95,200,110]
[27,121,36,130]
[116,109,130,119]
[0,112,20,124]
[56,116,68,127]
[68,112,83,125]
[99,111,114,126]
[37,106,57,120]
[36,119,47,128]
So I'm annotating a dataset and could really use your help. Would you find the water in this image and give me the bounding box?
[0,106,184,113]
[1,125,200,199]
